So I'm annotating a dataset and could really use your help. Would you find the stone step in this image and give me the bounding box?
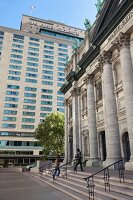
[29,167,133,200]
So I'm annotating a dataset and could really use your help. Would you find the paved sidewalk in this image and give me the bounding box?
[0,173,74,200]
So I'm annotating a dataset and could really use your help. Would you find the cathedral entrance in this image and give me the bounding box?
[122,132,130,162]
[99,131,106,162]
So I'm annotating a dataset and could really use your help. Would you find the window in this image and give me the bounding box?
[43,55,54,59]
[25,87,37,92]
[24,99,36,104]
[13,39,24,44]
[57,77,65,82]
[28,52,39,56]
[23,105,36,110]
[12,44,23,48]
[41,95,52,99]
[58,53,68,57]
[57,108,64,113]
[2,123,16,128]
[0,31,4,36]
[10,59,22,64]
[29,42,39,47]
[42,70,53,75]
[41,89,53,93]
[41,101,52,105]
[44,45,54,49]
[57,90,63,95]
[41,107,52,111]
[58,67,64,71]
[57,82,63,87]
[11,49,23,53]
[3,116,16,121]
[58,57,66,62]
[58,62,66,67]
[7,85,19,89]
[11,54,22,59]
[58,48,68,52]
[4,110,17,115]
[8,76,20,81]
[27,62,38,67]
[58,72,65,76]
[44,40,54,45]
[25,78,37,83]
[26,73,38,78]
[57,102,64,107]
[5,97,18,102]
[43,65,54,70]
[43,60,54,64]
[22,118,35,123]
[26,67,38,72]
[9,65,22,70]
[6,91,19,96]
[4,103,18,108]
[21,125,34,129]
[57,96,64,101]
[9,70,21,75]
[40,113,47,117]
[29,37,40,42]
[27,57,39,62]
[42,81,53,85]
[23,111,35,116]
[28,47,39,51]
[59,43,67,48]
[13,34,24,40]
[44,50,54,55]
[24,93,36,98]
[42,75,53,80]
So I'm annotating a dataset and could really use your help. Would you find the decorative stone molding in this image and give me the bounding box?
[115,32,130,50]
[71,87,81,97]
[102,50,112,64]
[84,74,95,85]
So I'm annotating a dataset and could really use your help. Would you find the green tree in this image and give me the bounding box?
[34,112,65,157]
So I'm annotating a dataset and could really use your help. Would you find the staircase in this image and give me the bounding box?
[28,166,133,200]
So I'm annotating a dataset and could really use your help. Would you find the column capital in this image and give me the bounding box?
[71,87,81,97]
[102,50,112,65]
[115,32,130,50]
[64,99,68,106]
[84,74,94,85]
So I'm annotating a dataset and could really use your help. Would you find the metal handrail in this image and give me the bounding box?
[51,159,77,181]
[38,161,52,172]
[83,158,125,200]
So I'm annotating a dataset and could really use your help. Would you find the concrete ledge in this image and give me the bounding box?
[0,167,23,173]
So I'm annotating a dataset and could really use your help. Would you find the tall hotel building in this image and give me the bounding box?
[0,15,84,164]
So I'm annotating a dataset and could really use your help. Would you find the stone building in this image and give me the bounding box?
[61,0,133,170]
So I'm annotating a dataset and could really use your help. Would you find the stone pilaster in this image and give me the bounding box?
[102,50,121,165]
[64,99,69,163]
[71,87,80,158]
[84,74,99,166]
[130,32,133,68]
[116,33,133,168]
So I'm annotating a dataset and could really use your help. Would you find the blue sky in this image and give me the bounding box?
[0,0,98,30]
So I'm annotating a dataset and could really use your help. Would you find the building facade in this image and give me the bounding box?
[61,0,133,169]
[0,15,84,164]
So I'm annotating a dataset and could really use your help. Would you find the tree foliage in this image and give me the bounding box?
[34,112,65,157]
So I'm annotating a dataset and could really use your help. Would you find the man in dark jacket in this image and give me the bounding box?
[74,148,84,171]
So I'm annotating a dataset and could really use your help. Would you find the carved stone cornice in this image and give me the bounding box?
[115,32,130,50]
[102,50,112,64]
[71,87,81,97]
[84,74,95,85]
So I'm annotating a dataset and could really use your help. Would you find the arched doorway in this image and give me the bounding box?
[122,132,130,162]
[99,131,106,162]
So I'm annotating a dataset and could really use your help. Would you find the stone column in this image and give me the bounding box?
[85,74,99,166]
[78,88,82,151]
[64,99,69,162]
[130,32,133,68]
[102,51,121,165]
[71,87,80,158]
[116,32,133,167]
